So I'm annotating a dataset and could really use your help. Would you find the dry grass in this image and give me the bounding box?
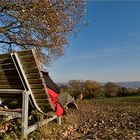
[1,96,140,140]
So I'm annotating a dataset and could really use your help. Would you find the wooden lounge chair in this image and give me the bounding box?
[0,49,61,138]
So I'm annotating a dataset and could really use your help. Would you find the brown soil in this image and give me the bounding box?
[0,98,140,140]
[60,99,140,140]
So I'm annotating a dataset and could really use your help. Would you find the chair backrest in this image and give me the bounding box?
[0,53,24,103]
[0,49,53,113]
[0,53,24,89]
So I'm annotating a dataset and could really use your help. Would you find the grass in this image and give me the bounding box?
[90,95,140,105]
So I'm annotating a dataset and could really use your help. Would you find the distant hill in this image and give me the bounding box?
[57,81,140,88]
[115,81,140,88]
[101,81,140,88]
[57,83,67,87]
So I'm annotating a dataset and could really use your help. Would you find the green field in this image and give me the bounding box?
[91,95,140,105]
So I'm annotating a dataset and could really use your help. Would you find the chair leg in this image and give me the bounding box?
[22,91,29,139]
[58,117,61,125]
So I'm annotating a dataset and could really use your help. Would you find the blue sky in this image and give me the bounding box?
[49,0,140,83]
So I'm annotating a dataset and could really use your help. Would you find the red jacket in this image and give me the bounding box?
[47,88,64,117]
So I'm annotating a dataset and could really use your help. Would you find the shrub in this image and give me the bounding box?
[104,82,120,97]
[67,80,101,99]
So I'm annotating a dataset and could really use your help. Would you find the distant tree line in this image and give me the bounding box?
[60,80,140,99]
[103,82,140,97]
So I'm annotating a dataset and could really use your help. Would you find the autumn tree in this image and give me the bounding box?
[68,80,101,99]
[68,80,84,97]
[68,80,83,89]
[117,87,128,97]
[104,82,120,97]
[0,0,86,64]
[83,80,101,98]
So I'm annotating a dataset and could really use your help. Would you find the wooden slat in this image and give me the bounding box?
[33,94,48,99]
[17,49,33,56]
[0,62,13,66]
[37,103,50,109]
[0,58,12,63]
[0,69,17,76]
[0,94,22,98]
[32,89,45,94]
[36,99,49,103]
[0,79,21,83]
[28,79,42,84]
[0,79,22,85]
[18,55,35,62]
[0,64,15,69]
[0,75,20,80]
[37,103,50,106]
[0,85,23,89]
[30,84,44,89]
[26,73,41,79]
[0,92,22,95]
[0,89,23,93]
[21,60,36,66]
[24,68,39,74]
[0,53,11,59]
[22,62,36,68]
[0,68,16,71]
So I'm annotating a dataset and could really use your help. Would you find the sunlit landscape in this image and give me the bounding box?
[0,0,140,139]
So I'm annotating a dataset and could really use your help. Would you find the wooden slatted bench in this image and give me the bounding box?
[0,49,61,139]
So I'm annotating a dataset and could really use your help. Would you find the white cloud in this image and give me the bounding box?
[128,32,140,40]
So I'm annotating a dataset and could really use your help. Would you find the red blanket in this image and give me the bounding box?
[47,88,64,117]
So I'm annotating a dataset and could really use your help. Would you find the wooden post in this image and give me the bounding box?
[58,117,61,125]
[22,91,29,139]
